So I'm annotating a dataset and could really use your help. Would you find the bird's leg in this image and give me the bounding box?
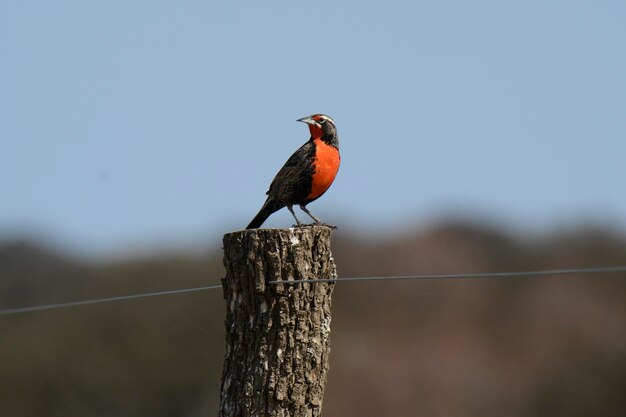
[287,205,303,227]
[299,204,321,223]
[299,204,338,229]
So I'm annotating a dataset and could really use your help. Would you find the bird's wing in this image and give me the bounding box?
[266,140,315,204]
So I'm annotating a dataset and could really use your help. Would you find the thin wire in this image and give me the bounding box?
[2,265,625,316]
[0,284,223,316]
[267,265,626,285]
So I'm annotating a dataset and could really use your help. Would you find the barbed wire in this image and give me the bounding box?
[1,266,624,316]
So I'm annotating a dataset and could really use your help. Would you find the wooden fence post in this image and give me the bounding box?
[219,226,337,417]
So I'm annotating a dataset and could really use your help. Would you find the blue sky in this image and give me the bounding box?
[1,1,625,257]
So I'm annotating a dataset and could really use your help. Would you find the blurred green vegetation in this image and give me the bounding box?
[1,221,625,416]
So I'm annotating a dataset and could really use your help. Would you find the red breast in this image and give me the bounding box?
[307,138,340,201]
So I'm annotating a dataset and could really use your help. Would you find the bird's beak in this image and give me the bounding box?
[297,115,317,125]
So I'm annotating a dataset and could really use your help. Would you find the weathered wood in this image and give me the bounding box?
[219,226,337,417]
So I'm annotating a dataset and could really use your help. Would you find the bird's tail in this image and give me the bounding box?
[246,198,282,229]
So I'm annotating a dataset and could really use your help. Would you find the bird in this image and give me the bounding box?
[246,114,340,229]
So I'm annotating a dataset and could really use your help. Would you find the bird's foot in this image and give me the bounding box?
[292,222,338,229]
[314,222,338,229]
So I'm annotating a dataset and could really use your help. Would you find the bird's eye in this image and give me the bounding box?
[318,118,326,124]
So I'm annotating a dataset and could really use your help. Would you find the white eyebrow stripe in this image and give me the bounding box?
[320,115,335,125]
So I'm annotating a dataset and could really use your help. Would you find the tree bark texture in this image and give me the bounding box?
[219,226,337,417]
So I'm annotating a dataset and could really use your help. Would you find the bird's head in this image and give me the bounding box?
[297,114,337,140]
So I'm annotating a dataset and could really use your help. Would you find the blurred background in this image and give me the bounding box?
[1,1,625,416]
